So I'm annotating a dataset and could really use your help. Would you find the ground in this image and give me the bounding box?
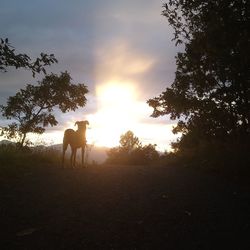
[0,164,250,249]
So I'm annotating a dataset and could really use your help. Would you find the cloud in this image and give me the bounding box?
[1,0,177,95]
[93,40,155,83]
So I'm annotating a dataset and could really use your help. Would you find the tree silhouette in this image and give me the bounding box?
[119,130,141,153]
[107,131,159,165]
[148,0,250,153]
[0,72,88,147]
[0,38,57,77]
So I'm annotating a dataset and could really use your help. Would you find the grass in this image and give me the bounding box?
[0,144,61,178]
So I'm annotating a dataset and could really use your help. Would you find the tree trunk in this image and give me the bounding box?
[20,133,27,148]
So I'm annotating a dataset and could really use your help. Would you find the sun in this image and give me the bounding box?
[86,81,143,147]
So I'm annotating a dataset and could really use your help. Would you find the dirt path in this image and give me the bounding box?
[0,164,249,249]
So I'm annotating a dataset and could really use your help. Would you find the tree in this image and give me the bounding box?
[0,38,57,76]
[0,72,88,147]
[106,131,159,165]
[148,0,250,153]
[107,131,141,164]
[131,143,159,165]
[140,144,159,162]
[119,130,141,153]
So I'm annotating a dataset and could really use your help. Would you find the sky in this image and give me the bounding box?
[0,0,180,151]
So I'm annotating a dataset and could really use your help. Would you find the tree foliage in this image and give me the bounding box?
[106,131,159,165]
[119,130,141,153]
[148,0,250,153]
[0,72,88,146]
[0,38,57,76]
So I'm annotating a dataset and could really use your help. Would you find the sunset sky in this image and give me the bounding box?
[0,0,180,151]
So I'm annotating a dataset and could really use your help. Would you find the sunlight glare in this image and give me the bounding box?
[86,82,138,147]
[85,81,178,151]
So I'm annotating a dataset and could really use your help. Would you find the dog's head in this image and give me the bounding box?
[75,120,89,130]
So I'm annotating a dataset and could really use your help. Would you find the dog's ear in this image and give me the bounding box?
[75,121,79,126]
[85,120,89,125]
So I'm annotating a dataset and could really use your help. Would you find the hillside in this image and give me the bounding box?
[0,140,108,164]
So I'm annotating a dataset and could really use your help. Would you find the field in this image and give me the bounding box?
[1,159,250,250]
